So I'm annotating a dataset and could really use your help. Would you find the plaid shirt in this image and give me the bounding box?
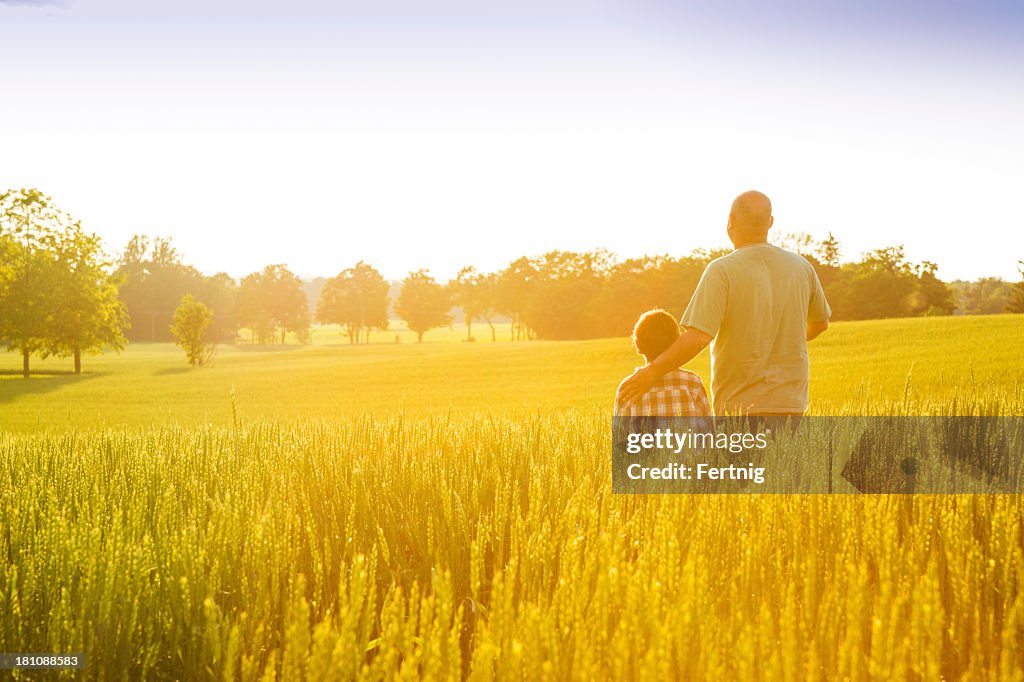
[614,368,712,418]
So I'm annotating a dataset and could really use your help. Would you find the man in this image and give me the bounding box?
[618,190,831,416]
[614,308,711,420]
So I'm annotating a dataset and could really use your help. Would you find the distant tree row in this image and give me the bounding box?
[115,232,1024,347]
[0,190,127,376]
[438,236,971,341]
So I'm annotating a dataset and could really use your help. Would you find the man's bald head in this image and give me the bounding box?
[728,190,774,240]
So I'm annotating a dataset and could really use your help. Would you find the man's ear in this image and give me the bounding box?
[768,216,775,229]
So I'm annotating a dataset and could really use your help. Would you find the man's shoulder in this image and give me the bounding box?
[768,244,817,271]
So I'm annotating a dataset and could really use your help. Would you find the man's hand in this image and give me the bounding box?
[618,365,657,406]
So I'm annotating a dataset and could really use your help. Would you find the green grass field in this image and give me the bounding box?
[2,314,1024,680]
[2,315,1023,433]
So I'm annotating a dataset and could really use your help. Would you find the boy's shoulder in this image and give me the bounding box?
[665,368,706,386]
[615,369,707,396]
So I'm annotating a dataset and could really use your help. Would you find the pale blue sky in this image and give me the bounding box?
[2,0,1022,280]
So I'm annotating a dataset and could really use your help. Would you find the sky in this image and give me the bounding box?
[1,0,1023,282]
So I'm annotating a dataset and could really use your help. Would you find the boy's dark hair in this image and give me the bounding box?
[633,309,680,362]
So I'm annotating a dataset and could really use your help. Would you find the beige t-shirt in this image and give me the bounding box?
[680,243,830,415]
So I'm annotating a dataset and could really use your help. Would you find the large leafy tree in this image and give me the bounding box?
[316,261,389,344]
[395,270,451,343]
[0,189,61,377]
[1,188,127,376]
[238,264,310,345]
[0,243,56,377]
[47,222,129,374]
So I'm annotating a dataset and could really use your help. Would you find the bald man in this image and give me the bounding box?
[618,191,831,416]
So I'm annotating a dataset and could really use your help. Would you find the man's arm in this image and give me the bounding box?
[806,318,829,341]
[617,328,713,406]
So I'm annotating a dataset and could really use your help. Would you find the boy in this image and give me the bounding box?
[614,309,711,419]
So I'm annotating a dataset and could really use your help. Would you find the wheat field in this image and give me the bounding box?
[2,316,1024,679]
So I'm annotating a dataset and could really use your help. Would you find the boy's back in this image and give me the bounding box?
[614,367,711,418]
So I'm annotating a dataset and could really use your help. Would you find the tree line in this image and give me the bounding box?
[3,188,1024,374]
[117,237,1024,348]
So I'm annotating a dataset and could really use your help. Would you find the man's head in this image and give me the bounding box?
[727,190,774,247]
[633,309,680,363]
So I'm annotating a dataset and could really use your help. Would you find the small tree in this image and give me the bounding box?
[1008,261,1024,314]
[171,294,214,367]
[395,270,451,343]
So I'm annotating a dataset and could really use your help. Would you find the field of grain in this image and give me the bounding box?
[2,315,1023,432]
[2,315,1024,679]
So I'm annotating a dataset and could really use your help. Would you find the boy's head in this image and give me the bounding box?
[632,309,680,363]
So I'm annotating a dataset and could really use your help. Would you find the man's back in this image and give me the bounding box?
[681,243,830,415]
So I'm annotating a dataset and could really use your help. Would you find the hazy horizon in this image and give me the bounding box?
[3,0,1022,282]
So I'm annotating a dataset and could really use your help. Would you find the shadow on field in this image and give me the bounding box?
[153,366,195,376]
[231,344,308,353]
[0,371,100,403]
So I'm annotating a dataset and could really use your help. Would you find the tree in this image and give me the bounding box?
[116,235,204,342]
[776,232,815,256]
[1008,261,1024,314]
[478,273,501,342]
[817,232,841,268]
[45,222,129,373]
[495,257,537,341]
[316,261,389,344]
[395,270,451,343]
[197,272,239,343]
[170,294,214,367]
[832,246,919,320]
[238,265,310,345]
[952,278,1011,315]
[914,261,955,316]
[449,266,486,342]
[0,190,69,376]
[524,250,613,340]
[0,236,56,377]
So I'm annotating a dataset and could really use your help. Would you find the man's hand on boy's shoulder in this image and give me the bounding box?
[618,366,657,406]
